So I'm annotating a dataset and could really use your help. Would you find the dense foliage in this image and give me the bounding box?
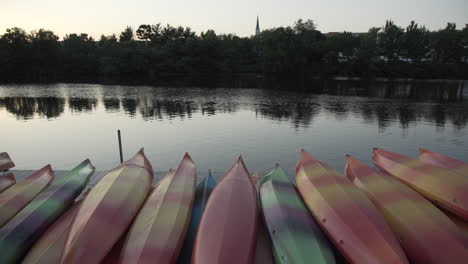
[0,19,467,84]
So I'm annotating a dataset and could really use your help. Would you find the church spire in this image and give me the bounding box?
[255,16,260,36]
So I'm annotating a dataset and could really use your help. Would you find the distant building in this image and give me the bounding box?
[255,16,261,36]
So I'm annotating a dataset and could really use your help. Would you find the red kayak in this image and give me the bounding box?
[419,148,468,176]
[346,155,468,263]
[60,149,153,264]
[0,152,15,171]
[0,172,16,193]
[295,151,408,264]
[193,157,258,264]
[373,148,468,221]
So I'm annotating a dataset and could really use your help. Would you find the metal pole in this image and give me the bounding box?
[117,130,123,163]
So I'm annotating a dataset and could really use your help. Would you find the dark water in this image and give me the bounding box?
[1,80,467,177]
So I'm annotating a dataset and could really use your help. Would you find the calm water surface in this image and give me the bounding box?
[1,80,467,177]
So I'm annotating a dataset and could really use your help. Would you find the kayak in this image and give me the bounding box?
[260,166,335,264]
[0,160,95,264]
[0,152,15,171]
[0,165,54,228]
[60,149,153,264]
[295,151,408,264]
[178,170,216,264]
[419,148,468,176]
[252,172,275,264]
[117,153,196,264]
[373,148,468,221]
[22,193,88,264]
[0,172,16,193]
[193,157,258,264]
[346,155,468,263]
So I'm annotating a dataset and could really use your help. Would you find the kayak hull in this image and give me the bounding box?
[346,155,468,263]
[260,167,335,264]
[60,149,153,264]
[0,172,16,193]
[373,148,468,221]
[0,160,95,264]
[0,165,54,228]
[117,153,196,264]
[419,148,468,176]
[193,157,258,264]
[295,151,408,264]
[0,152,15,171]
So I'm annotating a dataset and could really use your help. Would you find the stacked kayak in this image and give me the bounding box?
[117,153,196,264]
[193,157,258,264]
[419,148,468,176]
[260,166,335,264]
[0,152,15,172]
[0,160,95,264]
[178,170,216,264]
[346,155,468,263]
[0,165,54,228]
[295,151,409,264]
[0,172,16,193]
[22,192,89,264]
[373,148,468,221]
[60,149,153,263]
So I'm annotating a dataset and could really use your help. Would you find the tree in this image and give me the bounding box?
[432,23,464,63]
[402,21,429,62]
[378,20,404,62]
[119,26,134,42]
[293,19,317,33]
[2,27,28,46]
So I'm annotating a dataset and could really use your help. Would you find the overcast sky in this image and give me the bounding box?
[1,0,467,38]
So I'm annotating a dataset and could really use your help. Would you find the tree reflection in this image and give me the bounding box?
[69,97,97,112]
[0,97,64,119]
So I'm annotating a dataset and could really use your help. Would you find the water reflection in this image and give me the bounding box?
[0,80,467,131]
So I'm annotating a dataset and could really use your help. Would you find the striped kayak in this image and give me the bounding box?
[373,148,468,221]
[346,155,468,263]
[118,153,196,264]
[193,157,258,264]
[178,170,216,264]
[0,160,95,264]
[260,166,335,264]
[419,148,468,176]
[60,149,153,264]
[22,192,88,264]
[0,152,15,171]
[0,172,16,193]
[0,165,54,228]
[252,172,275,264]
[295,151,408,264]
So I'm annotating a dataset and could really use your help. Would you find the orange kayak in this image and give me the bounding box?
[373,148,468,221]
[60,149,153,264]
[22,195,87,264]
[0,152,15,171]
[346,155,468,263]
[0,172,16,193]
[295,151,408,264]
[117,153,196,264]
[419,148,468,176]
[0,165,54,228]
[193,157,258,264]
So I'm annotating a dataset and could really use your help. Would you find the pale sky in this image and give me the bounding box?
[1,0,467,39]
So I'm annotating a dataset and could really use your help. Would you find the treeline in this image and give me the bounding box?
[0,19,467,85]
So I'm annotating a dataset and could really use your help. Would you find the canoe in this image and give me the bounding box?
[260,167,335,264]
[295,151,408,264]
[0,165,54,228]
[193,157,258,264]
[373,148,468,221]
[346,155,468,263]
[0,172,16,193]
[117,153,196,264]
[419,148,468,176]
[60,149,153,264]
[22,192,88,264]
[178,170,216,264]
[0,160,95,264]
[0,152,15,171]
[251,172,275,264]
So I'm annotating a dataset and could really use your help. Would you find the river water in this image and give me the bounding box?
[1,80,467,177]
